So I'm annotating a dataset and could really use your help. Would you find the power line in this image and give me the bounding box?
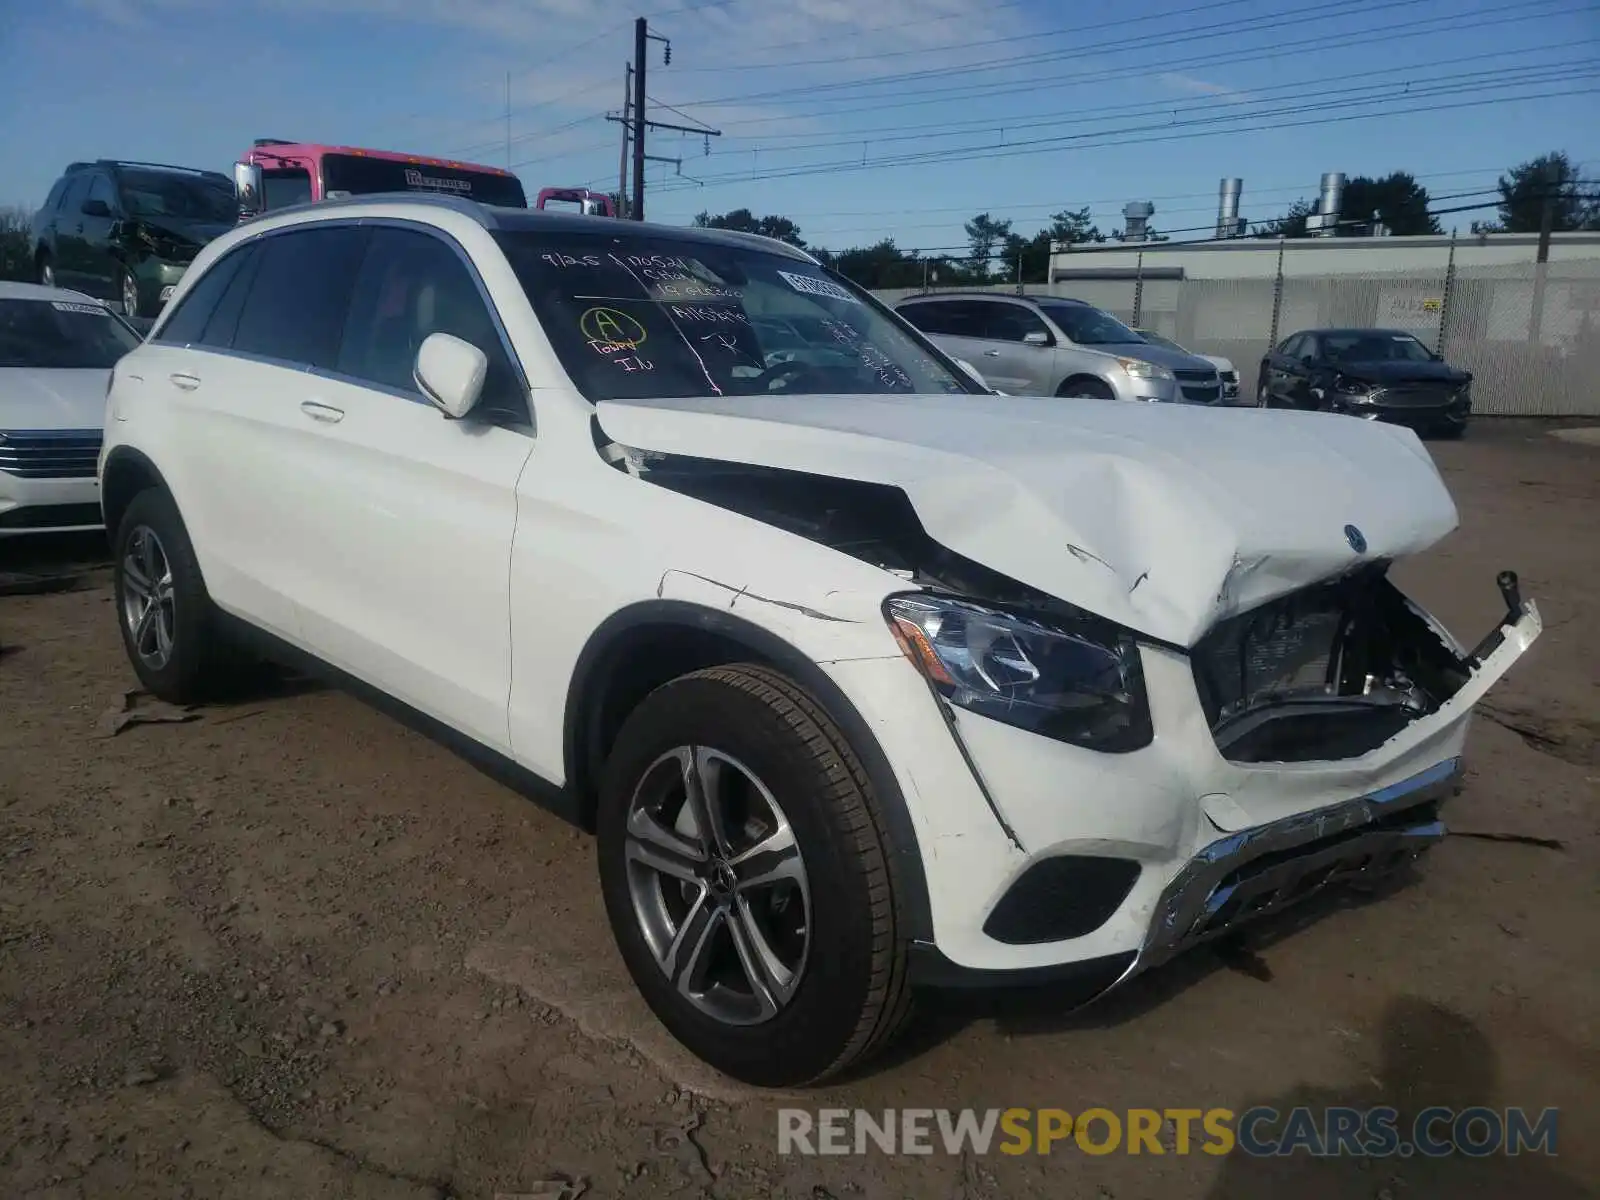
[680,57,1596,162]
[691,1,1586,129]
[672,0,1477,107]
[701,39,1586,144]
[669,0,1264,73]
[650,80,1600,194]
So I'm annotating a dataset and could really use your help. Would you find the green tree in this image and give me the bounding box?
[1476,152,1599,233]
[831,238,923,289]
[692,208,808,248]
[0,205,32,282]
[1339,172,1440,235]
[1254,198,1316,238]
[1046,206,1104,247]
[962,212,1012,280]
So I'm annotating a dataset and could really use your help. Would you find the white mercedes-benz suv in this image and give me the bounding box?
[97,195,1541,1088]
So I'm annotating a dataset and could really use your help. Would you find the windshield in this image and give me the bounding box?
[262,168,313,210]
[1324,332,1437,364]
[0,298,140,369]
[322,154,528,207]
[493,230,981,401]
[118,169,235,223]
[1037,302,1141,346]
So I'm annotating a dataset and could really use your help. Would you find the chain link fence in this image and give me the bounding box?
[875,243,1600,416]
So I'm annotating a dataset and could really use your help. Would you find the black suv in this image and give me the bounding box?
[31,161,236,318]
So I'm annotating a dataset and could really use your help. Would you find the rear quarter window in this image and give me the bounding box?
[153,247,254,346]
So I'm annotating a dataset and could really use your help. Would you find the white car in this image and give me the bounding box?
[1133,328,1240,403]
[98,196,1542,1088]
[1,281,139,535]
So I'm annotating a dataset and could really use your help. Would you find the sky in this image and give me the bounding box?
[2,0,1597,252]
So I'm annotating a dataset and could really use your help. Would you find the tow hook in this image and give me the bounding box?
[1467,570,1524,665]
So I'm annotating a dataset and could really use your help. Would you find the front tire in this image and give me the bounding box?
[37,253,54,289]
[111,489,239,704]
[1058,375,1114,400]
[596,664,912,1087]
[1256,378,1272,407]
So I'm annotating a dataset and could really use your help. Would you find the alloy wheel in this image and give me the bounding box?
[1257,380,1270,407]
[121,525,176,670]
[39,260,54,288]
[623,744,811,1027]
[122,273,140,318]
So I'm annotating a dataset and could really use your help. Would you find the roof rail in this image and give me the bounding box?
[104,160,228,178]
[248,190,501,228]
[253,138,295,147]
[64,162,93,174]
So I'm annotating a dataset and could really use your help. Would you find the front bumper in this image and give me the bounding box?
[0,475,104,535]
[1330,389,1471,430]
[829,594,1541,990]
[130,257,190,311]
[0,431,106,535]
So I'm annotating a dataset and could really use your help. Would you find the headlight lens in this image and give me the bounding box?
[1117,357,1173,381]
[884,594,1153,752]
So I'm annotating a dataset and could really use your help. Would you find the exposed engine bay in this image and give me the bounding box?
[607,438,1484,765]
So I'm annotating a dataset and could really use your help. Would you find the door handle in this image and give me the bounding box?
[983,349,1001,357]
[299,400,345,423]
[168,371,201,391]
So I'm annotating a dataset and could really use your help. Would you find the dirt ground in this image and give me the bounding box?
[1,420,1596,1200]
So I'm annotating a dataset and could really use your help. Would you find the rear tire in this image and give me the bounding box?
[1058,375,1114,400]
[596,663,912,1087]
[111,488,244,704]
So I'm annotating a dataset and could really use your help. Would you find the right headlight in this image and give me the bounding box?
[1118,357,1173,381]
[884,594,1153,753]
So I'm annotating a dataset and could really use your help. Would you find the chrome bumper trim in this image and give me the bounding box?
[1130,756,1463,976]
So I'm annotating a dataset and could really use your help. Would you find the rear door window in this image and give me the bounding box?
[979,303,1051,343]
[232,227,368,369]
[901,301,983,338]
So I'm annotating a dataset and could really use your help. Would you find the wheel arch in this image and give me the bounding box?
[562,599,933,941]
[100,445,172,538]
[1057,372,1112,397]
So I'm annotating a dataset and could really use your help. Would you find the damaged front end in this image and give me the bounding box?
[614,445,1535,771]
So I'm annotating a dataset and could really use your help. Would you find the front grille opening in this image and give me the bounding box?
[1192,567,1472,764]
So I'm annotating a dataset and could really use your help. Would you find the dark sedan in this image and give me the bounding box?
[1256,328,1471,436]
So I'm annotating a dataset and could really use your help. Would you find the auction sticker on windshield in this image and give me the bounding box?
[51,302,108,316]
[777,270,859,304]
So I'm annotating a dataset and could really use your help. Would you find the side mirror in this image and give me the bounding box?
[234,162,264,217]
[953,358,988,389]
[1301,353,1317,367]
[1022,330,1051,347]
[414,332,488,419]
[81,198,112,218]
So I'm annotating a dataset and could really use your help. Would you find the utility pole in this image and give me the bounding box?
[632,17,648,221]
[617,64,632,219]
[505,71,512,169]
[1529,167,1557,343]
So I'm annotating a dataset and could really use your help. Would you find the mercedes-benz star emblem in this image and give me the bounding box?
[1344,524,1367,554]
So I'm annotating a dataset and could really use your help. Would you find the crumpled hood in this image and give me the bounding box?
[0,368,110,431]
[595,391,1460,647]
